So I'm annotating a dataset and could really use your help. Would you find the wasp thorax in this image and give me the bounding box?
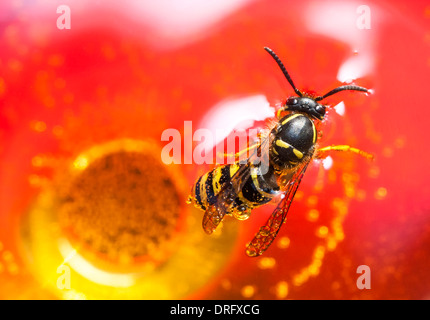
[271,114,316,166]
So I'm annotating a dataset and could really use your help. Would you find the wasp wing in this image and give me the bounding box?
[202,135,270,234]
[245,161,311,257]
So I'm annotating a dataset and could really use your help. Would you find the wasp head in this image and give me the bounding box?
[285,97,326,120]
[264,47,369,120]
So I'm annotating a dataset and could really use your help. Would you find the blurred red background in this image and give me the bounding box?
[1,0,430,299]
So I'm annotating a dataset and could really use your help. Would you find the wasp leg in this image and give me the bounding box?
[217,142,261,163]
[316,145,374,160]
[276,107,288,119]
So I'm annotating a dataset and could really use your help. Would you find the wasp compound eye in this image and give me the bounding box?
[287,98,298,105]
[315,104,326,117]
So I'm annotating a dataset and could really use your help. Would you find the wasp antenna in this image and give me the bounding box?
[315,85,368,101]
[264,47,303,97]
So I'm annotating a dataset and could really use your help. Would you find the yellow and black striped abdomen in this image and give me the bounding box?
[190,163,279,213]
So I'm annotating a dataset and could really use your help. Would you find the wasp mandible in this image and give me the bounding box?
[188,47,373,257]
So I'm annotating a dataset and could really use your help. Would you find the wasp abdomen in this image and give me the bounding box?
[190,163,279,214]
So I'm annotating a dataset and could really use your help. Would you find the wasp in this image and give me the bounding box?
[188,47,373,257]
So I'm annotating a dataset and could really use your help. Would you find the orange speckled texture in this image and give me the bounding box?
[1,0,430,299]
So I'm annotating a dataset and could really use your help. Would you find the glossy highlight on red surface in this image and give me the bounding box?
[1,0,430,299]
